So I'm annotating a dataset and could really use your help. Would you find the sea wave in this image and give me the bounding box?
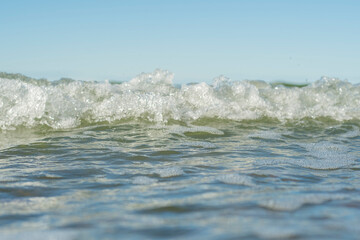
[0,69,359,130]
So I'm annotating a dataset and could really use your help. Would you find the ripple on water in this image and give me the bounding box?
[259,193,346,211]
[169,125,224,137]
[255,226,298,239]
[181,141,217,149]
[249,130,290,140]
[154,167,184,178]
[340,126,360,138]
[216,173,255,186]
[132,176,158,185]
[295,141,357,170]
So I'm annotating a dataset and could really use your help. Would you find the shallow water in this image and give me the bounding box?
[0,120,359,239]
[0,71,360,239]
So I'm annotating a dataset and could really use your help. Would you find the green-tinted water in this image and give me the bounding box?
[0,120,359,239]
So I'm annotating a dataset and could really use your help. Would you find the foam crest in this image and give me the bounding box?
[1,70,360,130]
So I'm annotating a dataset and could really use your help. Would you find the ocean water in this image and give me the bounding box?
[0,70,359,239]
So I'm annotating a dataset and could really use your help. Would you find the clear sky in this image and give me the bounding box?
[1,0,359,83]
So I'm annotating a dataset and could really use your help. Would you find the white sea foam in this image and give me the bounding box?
[1,70,360,130]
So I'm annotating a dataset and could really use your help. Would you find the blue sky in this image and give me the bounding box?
[1,0,359,83]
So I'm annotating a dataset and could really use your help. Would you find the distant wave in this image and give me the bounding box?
[0,69,359,130]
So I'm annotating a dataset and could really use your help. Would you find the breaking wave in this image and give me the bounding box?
[1,69,359,130]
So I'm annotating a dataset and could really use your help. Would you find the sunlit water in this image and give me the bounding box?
[0,70,360,239]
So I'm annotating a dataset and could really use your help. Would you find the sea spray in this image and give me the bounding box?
[1,69,360,130]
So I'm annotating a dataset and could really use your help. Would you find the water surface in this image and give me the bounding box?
[0,70,359,239]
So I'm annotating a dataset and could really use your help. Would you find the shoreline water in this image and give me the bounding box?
[0,70,359,239]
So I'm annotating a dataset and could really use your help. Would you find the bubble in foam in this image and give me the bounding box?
[154,166,184,178]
